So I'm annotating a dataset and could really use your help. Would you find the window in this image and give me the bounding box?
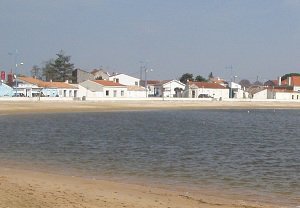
[116,78,119,83]
[63,90,67,97]
[292,95,294,99]
[69,90,72,97]
[113,90,117,97]
[121,90,124,96]
[106,90,109,96]
[297,95,299,100]
[135,81,138,86]
[192,90,196,98]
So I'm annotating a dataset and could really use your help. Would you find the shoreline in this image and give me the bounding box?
[1,100,300,115]
[0,166,287,208]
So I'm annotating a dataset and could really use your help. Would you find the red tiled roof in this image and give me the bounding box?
[18,76,77,89]
[41,82,77,89]
[281,76,300,86]
[93,80,125,86]
[189,81,226,89]
[18,76,45,86]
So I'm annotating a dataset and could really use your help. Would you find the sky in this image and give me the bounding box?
[1,0,300,82]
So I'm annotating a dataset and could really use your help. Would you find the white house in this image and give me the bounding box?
[79,80,128,98]
[153,80,185,97]
[140,80,161,97]
[250,88,268,99]
[228,82,247,99]
[0,82,13,97]
[273,90,300,100]
[248,86,300,101]
[183,81,229,99]
[109,73,140,86]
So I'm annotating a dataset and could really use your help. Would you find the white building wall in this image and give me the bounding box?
[109,74,140,86]
[235,89,246,99]
[103,87,128,98]
[162,81,185,98]
[196,88,229,99]
[75,84,102,98]
[127,90,146,98]
[252,89,268,99]
[275,92,300,100]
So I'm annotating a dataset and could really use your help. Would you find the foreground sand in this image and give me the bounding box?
[0,167,281,208]
[1,100,300,115]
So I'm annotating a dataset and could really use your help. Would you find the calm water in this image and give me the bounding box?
[0,110,299,206]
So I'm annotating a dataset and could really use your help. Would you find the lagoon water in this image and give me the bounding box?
[0,110,299,206]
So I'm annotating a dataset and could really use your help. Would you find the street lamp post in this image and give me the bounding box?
[14,62,23,96]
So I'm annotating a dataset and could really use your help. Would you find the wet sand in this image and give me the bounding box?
[0,167,281,208]
[1,100,300,115]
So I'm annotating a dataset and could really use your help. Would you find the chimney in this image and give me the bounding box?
[288,77,292,86]
[278,77,281,86]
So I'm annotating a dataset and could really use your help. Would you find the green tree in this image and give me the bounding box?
[42,50,74,82]
[42,59,56,81]
[52,50,74,81]
[195,75,207,82]
[179,73,194,84]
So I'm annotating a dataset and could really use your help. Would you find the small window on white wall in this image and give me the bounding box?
[106,90,109,96]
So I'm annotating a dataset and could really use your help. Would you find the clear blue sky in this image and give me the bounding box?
[1,0,300,82]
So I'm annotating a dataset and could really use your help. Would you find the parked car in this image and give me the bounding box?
[12,93,25,97]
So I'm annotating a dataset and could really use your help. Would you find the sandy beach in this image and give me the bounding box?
[0,100,298,208]
[0,166,282,208]
[1,100,300,115]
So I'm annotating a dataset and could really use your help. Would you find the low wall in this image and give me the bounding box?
[1,97,300,103]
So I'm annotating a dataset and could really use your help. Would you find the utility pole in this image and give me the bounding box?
[225,65,233,98]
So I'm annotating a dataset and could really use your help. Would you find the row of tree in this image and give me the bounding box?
[179,72,214,84]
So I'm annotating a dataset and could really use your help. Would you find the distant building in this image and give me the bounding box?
[79,80,127,98]
[183,81,229,99]
[140,80,161,97]
[91,69,110,80]
[152,80,185,97]
[109,73,140,86]
[72,68,94,84]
